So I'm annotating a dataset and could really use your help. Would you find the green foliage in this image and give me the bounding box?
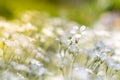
[0,0,120,25]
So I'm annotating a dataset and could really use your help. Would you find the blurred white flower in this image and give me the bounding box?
[29,58,43,66]
[113,64,120,70]
[17,73,28,80]
[106,58,120,70]
[42,27,54,37]
[1,71,27,80]
[29,63,48,76]
[68,44,79,53]
[10,62,30,73]
[59,36,71,46]
[73,65,89,80]
[80,25,86,32]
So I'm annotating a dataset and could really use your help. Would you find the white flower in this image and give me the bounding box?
[89,41,113,60]
[70,25,86,39]
[80,25,86,32]
[106,58,120,70]
[29,58,43,66]
[2,71,20,80]
[10,62,30,73]
[70,26,79,34]
[59,36,71,46]
[68,44,79,53]
[113,64,120,70]
[36,67,48,76]
[58,25,87,48]
[29,63,48,76]
[73,65,89,80]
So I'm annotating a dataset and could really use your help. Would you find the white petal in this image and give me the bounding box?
[80,25,86,32]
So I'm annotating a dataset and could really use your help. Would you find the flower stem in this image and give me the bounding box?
[60,67,65,80]
[59,44,66,80]
[69,54,76,80]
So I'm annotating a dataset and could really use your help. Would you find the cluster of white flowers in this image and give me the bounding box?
[58,25,86,53]
[0,11,120,80]
[57,23,120,80]
[0,17,51,80]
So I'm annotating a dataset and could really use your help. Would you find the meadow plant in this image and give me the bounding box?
[57,25,120,80]
[0,11,120,80]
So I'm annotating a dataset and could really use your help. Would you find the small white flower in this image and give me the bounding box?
[100,53,108,61]
[10,62,30,73]
[29,59,43,66]
[73,65,89,80]
[74,34,82,39]
[80,25,86,32]
[113,64,120,70]
[106,58,115,67]
[2,71,20,80]
[70,26,79,34]
[29,64,48,76]
[37,67,48,76]
[68,44,79,53]
[59,36,71,46]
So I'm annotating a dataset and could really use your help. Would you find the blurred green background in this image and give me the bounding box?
[0,0,120,25]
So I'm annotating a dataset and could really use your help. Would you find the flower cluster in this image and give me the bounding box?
[0,11,120,80]
[59,25,86,53]
[57,24,120,80]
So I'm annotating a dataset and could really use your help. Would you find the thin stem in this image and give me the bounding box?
[88,56,100,69]
[69,54,76,80]
[3,43,6,64]
[105,65,108,75]
[85,56,89,66]
[60,67,65,80]
[93,61,103,74]
[58,43,66,80]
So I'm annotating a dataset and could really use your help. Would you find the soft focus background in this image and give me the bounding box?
[0,0,120,80]
[0,0,120,25]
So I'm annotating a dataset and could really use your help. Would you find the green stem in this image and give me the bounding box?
[59,44,66,80]
[60,67,65,80]
[85,56,89,66]
[3,43,6,64]
[69,54,76,80]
